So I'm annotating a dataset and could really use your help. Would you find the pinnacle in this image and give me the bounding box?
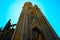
[23,2,33,7]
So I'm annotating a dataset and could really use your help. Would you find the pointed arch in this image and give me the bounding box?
[31,27,42,40]
[31,17,40,29]
[31,18,43,40]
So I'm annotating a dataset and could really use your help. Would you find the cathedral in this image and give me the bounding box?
[11,2,60,40]
[0,2,60,40]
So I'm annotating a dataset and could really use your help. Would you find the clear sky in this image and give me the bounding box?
[0,0,60,37]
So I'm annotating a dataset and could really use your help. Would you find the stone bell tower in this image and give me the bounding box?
[11,2,59,40]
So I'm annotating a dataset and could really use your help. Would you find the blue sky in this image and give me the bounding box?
[0,0,60,37]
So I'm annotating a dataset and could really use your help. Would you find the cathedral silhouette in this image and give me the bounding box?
[0,2,60,40]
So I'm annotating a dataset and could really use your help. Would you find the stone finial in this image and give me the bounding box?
[23,2,33,8]
[34,5,40,12]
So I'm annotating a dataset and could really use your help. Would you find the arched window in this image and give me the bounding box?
[32,27,42,40]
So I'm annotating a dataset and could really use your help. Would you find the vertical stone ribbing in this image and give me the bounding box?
[11,2,59,40]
